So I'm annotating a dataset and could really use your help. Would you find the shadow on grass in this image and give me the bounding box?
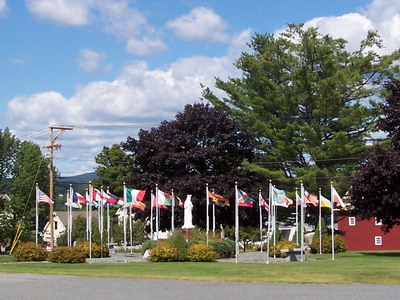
[360,251,400,257]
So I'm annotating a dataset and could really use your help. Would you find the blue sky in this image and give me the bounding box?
[1,0,399,176]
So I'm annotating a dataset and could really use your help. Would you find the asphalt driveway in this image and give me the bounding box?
[1,273,399,300]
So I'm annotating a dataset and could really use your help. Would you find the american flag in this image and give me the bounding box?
[38,189,54,204]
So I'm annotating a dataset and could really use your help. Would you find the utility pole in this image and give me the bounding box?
[43,126,72,250]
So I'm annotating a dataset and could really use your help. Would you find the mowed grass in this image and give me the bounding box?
[0,251,399,284]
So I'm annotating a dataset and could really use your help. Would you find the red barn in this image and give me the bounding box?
[337,215,400,251]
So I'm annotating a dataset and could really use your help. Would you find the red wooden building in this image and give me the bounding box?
[337,215,400,251]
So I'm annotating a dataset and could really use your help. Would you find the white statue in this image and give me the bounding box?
[182,195,194,229]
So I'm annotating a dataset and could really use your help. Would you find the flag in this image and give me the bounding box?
[127,188,146,211]
[276,196,293,208]
[176,196,184,208]
[304,190,319,206]
[92,188,105,202]
[106,193,119,205]
[65,194,81,209]
[238,189,255,207]
[73,192,88,204]
[208,191,230,207]
[155,190,172,210]
[332,187,347,210]
[38,189,54,204]
[259,193,269,212]
[296,191,307,207]
[273,187,286,204]
[320,195,332,209]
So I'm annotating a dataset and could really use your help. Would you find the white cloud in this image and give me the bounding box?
[302,0,400,54]
[77,48,112,74]
[126,36,168,56]
[0,0,8,16]
[25,0,94,26]
[166,7,230,43]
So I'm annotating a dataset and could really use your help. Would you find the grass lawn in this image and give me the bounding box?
[0,251,399,284]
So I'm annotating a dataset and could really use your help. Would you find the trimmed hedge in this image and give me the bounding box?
[75,241,109,258]
[310,235,348,254]
[269,240,298,258]
[47,246,87,263]
[13,242,48,262]
[149,244,179,262]
[186,243,216,262]
[209,239,235,258]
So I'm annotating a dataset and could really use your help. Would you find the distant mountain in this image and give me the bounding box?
[57,172,98,185]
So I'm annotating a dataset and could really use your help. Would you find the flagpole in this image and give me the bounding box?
[234,182,239,264]
[266,180,272,264]
[106,187,110,247]
[171,189,175,233]
[331,183,335,260]
[150,190,154,241]
[300,181,305,262]
[67,187,71,247]
[85,188,89,241]
[295,188,299,244]
[88,182,93,263]
[155,184,159,245]
[273,188,276,259]
[123,182,127,262]
[259,189,263,253]
[100,186,104,258]
[35,183,39,245]
[212,202,215,237]
[206,183,209,245]
[318,188,322,255]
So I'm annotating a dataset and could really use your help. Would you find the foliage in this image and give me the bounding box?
[75,241,109,258]
[130,219,148,244]
[141,240,157,255]
[170,231,188,261]
[149,244,179,262]
[203,24,400,193]
[186,243,216,262]
[122,103,264,229]
[5,142,51,245]
[13,242,48,262]
[93,144,131,194]
[350,79,400,232]
[312,217,329,242]
[269,239,298,258]
[47,246,87,263]
[310,235,347,254]
[0,128,20,183]
[209,239,235,258]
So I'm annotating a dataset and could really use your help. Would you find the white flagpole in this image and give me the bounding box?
[295,188,299,244]
[129,201,133,253]
[331,183,335,260]
[107,190,110,247]
[35,183,39,245]
[100,186,104,258]
[273,189,276,259]
[259,189,263,253]
[318,188,322,254]
[155,184,159,245]
[234,182,239,263]
[266,180,272,264]
[206,183,209,245]
[85,188,89,241]
[88,182,93,263]
[212,202,216,237]
[171,189,175,233]
[150,190,154,240]
[123,182,127,262]
[300,181,305,262]
[67,188,71,247]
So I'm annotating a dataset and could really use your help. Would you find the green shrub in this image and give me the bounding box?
[269,239,298,258]
[13,242,48,262]
[149,244,179,262]
[141,240,157,255]
[47,246,87,263]
[186,243,216,262]
[209,239,234,258]
[75,241,109,258]
[170,232,188,261]
[310,235,348,254]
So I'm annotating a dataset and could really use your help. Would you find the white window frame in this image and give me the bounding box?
[375,218,382,226]
[375,236,382,246]
[349,217,356,226]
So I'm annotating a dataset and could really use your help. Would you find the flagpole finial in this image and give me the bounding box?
[70,183,72,187]
[36,182,38,186]
[206,182,208,187]
[156,183,158,187]
[269,180,272,183]
[319,187,321,191]
[89,181,92,184]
